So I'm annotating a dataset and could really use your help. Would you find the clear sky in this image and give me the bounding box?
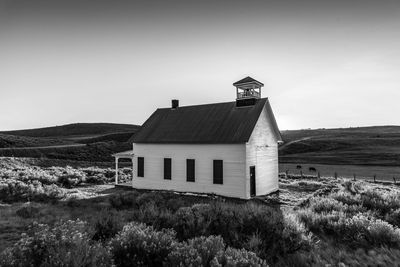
[1,0,399,131]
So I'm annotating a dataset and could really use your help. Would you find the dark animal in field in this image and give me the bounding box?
[296,165,302,169]
[309,167,317,172]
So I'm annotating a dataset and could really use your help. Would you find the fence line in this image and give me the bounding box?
[279,170,398,185]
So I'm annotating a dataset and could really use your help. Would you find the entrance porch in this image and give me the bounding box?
[112,150,135,185]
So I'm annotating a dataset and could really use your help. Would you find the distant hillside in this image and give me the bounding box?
[0,123,140,138]
[280,126,400,166]
[78,132,136,144]
[0,123,141,162]
[0,134,74,149]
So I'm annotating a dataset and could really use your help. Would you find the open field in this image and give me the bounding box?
[1,157,400,266]
[280,163,400,182]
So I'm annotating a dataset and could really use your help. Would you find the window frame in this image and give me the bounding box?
[164,158,172,180]
[186,159,195,182]
[137,157,144,177]
[213,159,223,184]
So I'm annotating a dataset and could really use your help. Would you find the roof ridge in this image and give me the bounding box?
[158,98,268,110]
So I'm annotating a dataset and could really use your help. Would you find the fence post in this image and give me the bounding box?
[334,172,338,179]
[353,174,356,181]
[317,172,321,179]
[393,177,396,184]
[373,175,376,183]
[115,157,119,185]
[300,170,303,178]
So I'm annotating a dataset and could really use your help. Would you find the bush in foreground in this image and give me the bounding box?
[297,181,400,249]
[171,202,310,261]
[109,222,177,267]
[0,219,111,267]
[109,221,267,267]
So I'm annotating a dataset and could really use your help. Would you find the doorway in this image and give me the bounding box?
[250,166,256,197]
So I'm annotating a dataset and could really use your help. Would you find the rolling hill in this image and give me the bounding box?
[1,123,400,166]
[0,123,141,162]
[279,126,400,166]
[0,123,140,138]
[0,134,74,149]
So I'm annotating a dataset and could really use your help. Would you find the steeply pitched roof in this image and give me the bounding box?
[132,98,281,144]
[233,76,264,86]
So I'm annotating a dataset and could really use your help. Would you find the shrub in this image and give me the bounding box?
[134,201,174,229]
[109,221,177,267]
[109,192,139,209]
[165,197,188,212]
[57,174,81,188]
[171,202,309,262]
[0,219,111,267]
[0,178,65,202]
[386,208,400,227]
[275,246,400,267]
[331,191,361,206]
[167,235,225,266]
[342,181,363,195]
[360,189,400,215]
[136,192,165,207]
[15,205,40,218]
[221,247,267,267]
[91,209,123,241]
[167,235,267,267]
[299,209,400,248]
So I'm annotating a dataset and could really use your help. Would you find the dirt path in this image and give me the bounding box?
[279,137,313,150]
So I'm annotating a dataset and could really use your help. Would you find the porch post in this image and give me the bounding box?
[115,157,119,185]
[131,156,135,186]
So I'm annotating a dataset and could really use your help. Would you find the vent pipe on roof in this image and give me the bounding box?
[172,99,179,109]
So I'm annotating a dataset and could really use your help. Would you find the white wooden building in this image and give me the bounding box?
[114,77,282,199]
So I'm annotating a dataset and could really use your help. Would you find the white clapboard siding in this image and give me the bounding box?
[131,143,247,198]
[245,105,280,198]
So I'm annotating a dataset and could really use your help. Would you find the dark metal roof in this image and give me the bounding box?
[132,98,281,144]
[233,76,264,86]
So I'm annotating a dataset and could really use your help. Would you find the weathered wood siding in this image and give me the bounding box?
[245,105,280,198]
[131,143,247,198]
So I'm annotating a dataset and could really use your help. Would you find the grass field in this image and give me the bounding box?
[280,163,400,182]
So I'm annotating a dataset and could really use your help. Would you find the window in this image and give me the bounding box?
[137,157,144,177]
[213,160,223,184]
[186,159,195,182]
[164,158,171,180]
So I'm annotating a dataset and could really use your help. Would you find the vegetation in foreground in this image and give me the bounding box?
[1,157,400,266]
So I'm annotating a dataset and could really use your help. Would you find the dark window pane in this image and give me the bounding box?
[213,160,223,184]
[186,159,195,182]
[137,157,144,177]
[164,158,171,180]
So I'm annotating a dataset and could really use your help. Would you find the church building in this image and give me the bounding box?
[114,77,282,199]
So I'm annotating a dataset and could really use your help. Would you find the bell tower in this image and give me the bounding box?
[233,76,263,107]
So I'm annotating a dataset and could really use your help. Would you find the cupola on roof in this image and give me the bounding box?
[233,76,264,88]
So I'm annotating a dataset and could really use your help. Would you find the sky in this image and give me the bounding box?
[0,0,399,131]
